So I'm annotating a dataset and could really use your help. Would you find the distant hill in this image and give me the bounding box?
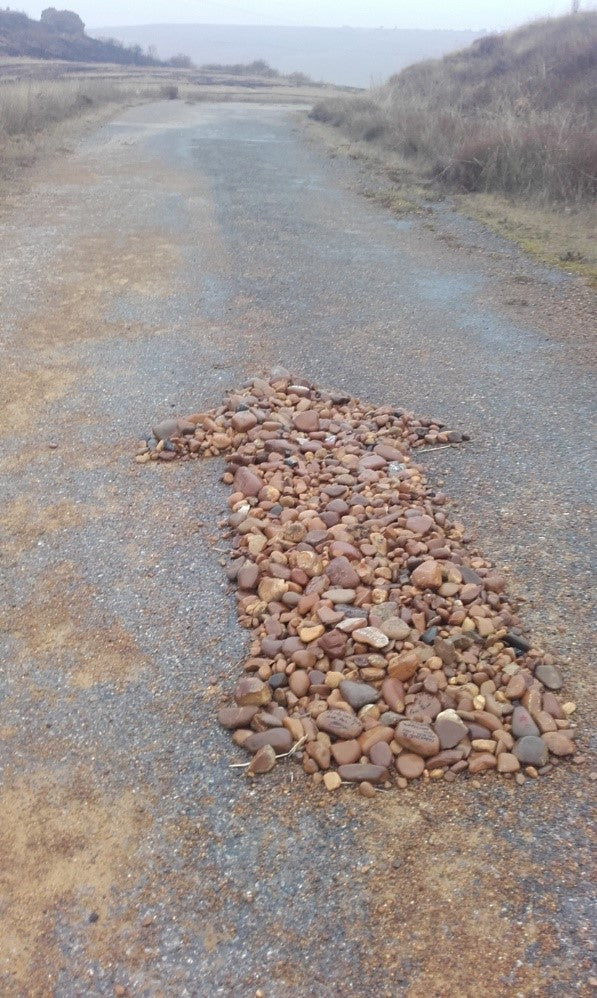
[310,12,597,202]
[89,23,483,88]
[0,8,159,65]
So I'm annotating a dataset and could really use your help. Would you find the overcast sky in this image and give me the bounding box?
[21,0,591,30]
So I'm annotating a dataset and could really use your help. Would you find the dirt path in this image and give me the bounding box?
[0,101,594,997]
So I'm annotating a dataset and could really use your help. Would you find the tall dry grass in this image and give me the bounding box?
[0,78,129,138]
[310,12,597,203]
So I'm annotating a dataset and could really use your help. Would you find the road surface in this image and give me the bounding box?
[0,101,594,996]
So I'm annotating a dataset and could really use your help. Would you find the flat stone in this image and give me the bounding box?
[258,577,287,602]
[152,417,180,441]
[468,753,497,774]
[406,514,434,536]
[460,583,481,603]
[237,563,259,589]
[513,735,549,768]
[247,744,277,775]
[326,556,360,589]
[395,720,440,758]
[535,663,563,691]
[395,753,425,779]
[317,709,363,739]
[218,706,259,729]
[234,677,272,707]
[289,670,310,698]
[331,739,362,765]
[338,764,388,784]
[434,637,457,666]
[497,752,520,773]
[339,680,381,710]
[369,741,393,768]
[405,693,441,722]
[410,560,443,590]
[381,677,405,711]
[244,729,293,753]
[387,651,419,681]
[511,705,540,738]
[298,624,325,643]
[504,673,526,700]
[352,626,389,649]
[293,410,320,432]
[324,588,356,604]
[231,411,258,432]
[543,692,566,719]
[426,749,464,768]
[323,771,342,791]
[542,731,575,756]
[434,709,468,749]
[234,466,262,497]
[318,630,348,657]
[380,617,411,641]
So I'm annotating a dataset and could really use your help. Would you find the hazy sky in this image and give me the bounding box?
[21,0,591,30]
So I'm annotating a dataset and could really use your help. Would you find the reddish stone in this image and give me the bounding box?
[234,466,262,497]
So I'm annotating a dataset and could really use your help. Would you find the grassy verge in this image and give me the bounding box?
[304,116,597,286]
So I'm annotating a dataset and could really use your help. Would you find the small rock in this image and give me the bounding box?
[511,705,540,739]
[497,752,520,774]
[244,729,293,753]
[395,753,425,779]
[326,556,360,588]
[234,677,272,707]
[513,735,549,768]
[247,744,277,775]
[535,663,563,691]
[338,764,388,784]
[395,720,440,758]
[541,731,576,756]
[410,560,443,590]
[323,771,342,791]
[434,709,468,749]
[352,626,389,649]
[218,706,259,729]
[339,680,380,710]
[317,709,363,739]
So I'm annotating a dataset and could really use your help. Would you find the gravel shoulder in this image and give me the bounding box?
[0,100,594,997]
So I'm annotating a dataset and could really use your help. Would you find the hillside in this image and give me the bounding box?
[310,12,597,203]
[89,24,483,88]
[0,8,159,65]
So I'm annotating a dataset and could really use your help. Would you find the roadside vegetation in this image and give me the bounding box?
[309,12,596,278]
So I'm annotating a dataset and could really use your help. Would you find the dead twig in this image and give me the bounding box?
[419,443,463,453]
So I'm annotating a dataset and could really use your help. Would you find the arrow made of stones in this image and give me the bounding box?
[136,369,578,792]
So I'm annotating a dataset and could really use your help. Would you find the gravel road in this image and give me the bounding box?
[0,101,594,997]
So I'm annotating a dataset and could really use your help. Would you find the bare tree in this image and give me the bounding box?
[571,0,580,12]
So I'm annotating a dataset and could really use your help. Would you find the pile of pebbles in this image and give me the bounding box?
[137,368,579,792]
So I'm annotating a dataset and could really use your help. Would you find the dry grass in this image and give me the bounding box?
[0,78,127,137]
[310,12,597,205]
